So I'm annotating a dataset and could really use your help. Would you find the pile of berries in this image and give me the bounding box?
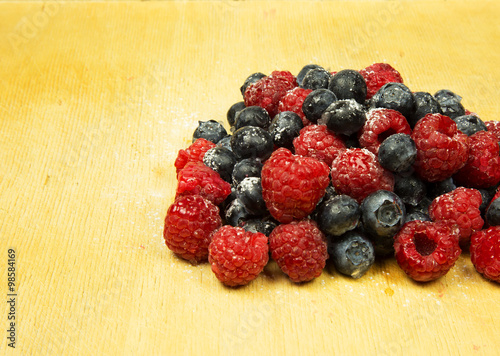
[164,63,500,286]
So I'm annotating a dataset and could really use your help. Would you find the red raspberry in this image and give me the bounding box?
[292,124,346,166]
[358,108,412,155]
[485,121,500,142]
[174,138,216,174]
[359,63,404,99]
[164,195,222,263]
[244,70,298,118]
[330,148,395,203]
[269,219,328,283]
[278,87,313,126]
[394,220,461,282]
[411,113,469,182]
[470,226,500,283]
[176,161,231,206]
[261,148,330,223]
[208,226,269,287]
[428,187,484,246]
[453,130,500,188]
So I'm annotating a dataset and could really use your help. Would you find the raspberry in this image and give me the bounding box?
[359,63,404,100]
[358,108,412,155]
[485,120,500,142]
[174,138,216,174]
[411,113,469,182]
[269,219,328,283]
[453,130,500,188]
[330,148,395,203]
[176,161,232,206]
[292,124,346,166]
[394,220,461,282]
[428,187,484,246]
[244,70,297,118]
[278,87,313,126]
[261,148,330,223]
[470,226,500,283]
[164,195,222,263]
[208,226,269,287]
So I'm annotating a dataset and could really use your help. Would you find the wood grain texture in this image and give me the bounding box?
[1,1,499,355]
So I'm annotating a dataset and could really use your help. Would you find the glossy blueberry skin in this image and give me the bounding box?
[224,198,254,226]
[269,111,304,149]
[404,211,431,223]
[230,126,274,160]
[360,190,406,257]
[203,146,237,183]
[328,69,367,104]
[231,158,263,187]
[234,106,271,130]
[410,91,442,127]
[239,218,277,237]
[434,90,465,119]
[328,230,375,279]
[240,72,266,96]
[192,120,228,144]
[453,115,487,136]
[434,89,462,103]
[394,175,427,207]
[296,64,322,86]
[236,177,267,215]
[301,67,332,90]
[486,198,500,226]
[227,101,246,127]
[426,178,456,200]
[302,89,338,124]
[371,82,415,119]
[216,135,233,151]
[322,99,366,136]
[316,194,360,237]
[378,133,417,173]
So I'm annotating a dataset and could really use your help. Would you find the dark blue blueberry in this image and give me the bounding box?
[404,211,431,223]
[486,197,500,226]
[378,133,417,173]
[234,106,271,130]
[328,230,375,279]
[240,72,266,96]
[316,194,360,236]
[297,64,322,86]
[427,178,456,200]
[236,177,267,215]
[453,115,487,136]
[328,69,367,104]
[371,82,415,119]
[409,91,442,128]
[394,175,427,206]
[203,146,237,183]
[434,89,462,103]
[232,158,263,187]
[269,111,304,149]
[322,99,366,136]
[406,196,432,217]
[230,126,274,160]
[224,198,255,226]
[360,190,406,257]
[227,101,246,127]
[478,186,498,215]
[302,89,338,124]
[192,120,228,144]
[216,135,233,151]
[239,218,277,237]
[301,67,332,90]
[434,90,465,119]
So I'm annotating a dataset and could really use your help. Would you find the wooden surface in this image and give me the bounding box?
[1,1,499,355]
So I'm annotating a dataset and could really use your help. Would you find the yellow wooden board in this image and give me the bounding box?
[1,1,499,355]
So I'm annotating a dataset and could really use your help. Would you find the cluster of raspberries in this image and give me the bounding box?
[164,63,500,286]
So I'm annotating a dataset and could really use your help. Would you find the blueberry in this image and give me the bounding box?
[321,99,366,136]
[360,190,406,257]
[328,69,367,104]
[302,89,338,124]
[203,146,237,182]
[232,158,263,187]
[316,194,360,236]
[406,196,432,217]
[453,115,487,136]
[409,91,442,127]
[240,72,266,96]
[227,101,246,127]
[231,126,274,160]
[434,89,462,103]
[268,111,303,149]
[478,186,498,215]
[394,175,427,206]
[234,106,271,130]
[371,82,415,119]
[404,211,431,223]
[434,90,465,119]
[224,198,255,226]
[216,135,233,151]
[486,197,500,226]
[297,64,322,86]
[239,218,277,236]
[301,67,332,90]
[378,133,417,173]
[236,177,267,215]
[427,178,456,200]
[192,120,228,144]
[328,230,375,279]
